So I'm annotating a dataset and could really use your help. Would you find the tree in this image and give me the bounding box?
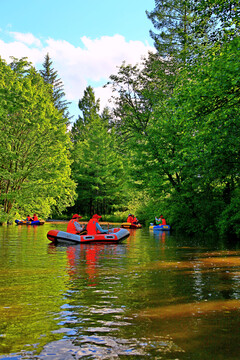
[106,0,240,235]
[71,86,101,141]
[193,0,240,42]
[146,0,217,63]
[40,53,72,125]
[97,0,240,236]
[0,57,76,221]
[70,86,129,216]
[106,53,181,195]
[168,36,240,234]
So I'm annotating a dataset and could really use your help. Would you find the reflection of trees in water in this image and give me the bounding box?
[152,229,170,244]
[2,225,240,360]
[66,243,126,286]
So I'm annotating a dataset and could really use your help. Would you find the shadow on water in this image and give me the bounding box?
[0,224,240,359]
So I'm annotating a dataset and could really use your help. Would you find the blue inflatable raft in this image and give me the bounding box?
[149,224,171,231]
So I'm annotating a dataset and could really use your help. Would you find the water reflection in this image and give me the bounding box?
[56,243,128,287]
[152,229,170,243]
[0,225,240,360]
[139,299,240,319]
[37,335,184,359]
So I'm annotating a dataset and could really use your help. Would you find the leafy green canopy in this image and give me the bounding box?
[106,0,240,236]
[70,86,130,217]
[106,54,181,194]
[146,0,217,63]
[193,0,240,41]
[0,57,76,221]
[168,37,240,235]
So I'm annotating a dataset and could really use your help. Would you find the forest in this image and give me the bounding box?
[0,0,239,239]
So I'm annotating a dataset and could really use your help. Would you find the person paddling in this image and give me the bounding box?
[160,215,167,225]
[132,215,139,225]
[67,214,83,234]
[127,214,134,223]
[32,214,39,221]
[86,214,108,234]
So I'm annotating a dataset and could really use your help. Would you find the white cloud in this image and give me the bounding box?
[0,39,43,64]
[9,31,42,47]
[0,31,155,120]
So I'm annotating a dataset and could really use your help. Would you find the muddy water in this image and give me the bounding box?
[0,223,239,359]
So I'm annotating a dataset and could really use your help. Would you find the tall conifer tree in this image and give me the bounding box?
[146,0,216,63]
[70,86,129,216]
[40,53,72,124]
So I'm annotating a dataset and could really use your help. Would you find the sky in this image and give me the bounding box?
[1,0,156,123]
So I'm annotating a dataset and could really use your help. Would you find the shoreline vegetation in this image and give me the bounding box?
[0,1,239,240]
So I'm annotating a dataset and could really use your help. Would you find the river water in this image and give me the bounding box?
[0,222,240,360]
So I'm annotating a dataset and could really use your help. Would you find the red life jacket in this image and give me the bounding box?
[32,215,38,221]
[67,219,78,234]
[161,218,167,225]
[127,216,133,223]
[27,216,32,221]
[86,218,98,234]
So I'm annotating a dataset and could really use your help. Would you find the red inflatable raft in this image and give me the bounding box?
[47,228,130,244]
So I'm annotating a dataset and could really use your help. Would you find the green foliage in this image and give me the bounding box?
[107,53,185,198]
[193,0,240,41]
[71,86,101,141]
[217,189,240,238]
[0,0,239,239]
[105,1,240,238]
[40,53,72,124]
[160,37,240,234]
[0,57,76,221]
[70,86,130,216]
[171,37,240,185]
[146,0,217,63]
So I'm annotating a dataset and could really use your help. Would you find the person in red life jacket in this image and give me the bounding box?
[86,214,108,234]
[160,215,167,225]
[67,214,83,234]
[132,215,139,225]
[32,213,39,221]
[26,215,33,221]
[127,214,133,223]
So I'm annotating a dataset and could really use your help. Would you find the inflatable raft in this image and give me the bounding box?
[149,224,171,231]
[121,222,142,229]
[47,227,130,244]
[15,219,45,226]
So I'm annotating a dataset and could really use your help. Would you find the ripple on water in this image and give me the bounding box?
[33,335,184,359]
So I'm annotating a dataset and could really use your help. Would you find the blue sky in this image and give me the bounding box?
[1,0,156,122]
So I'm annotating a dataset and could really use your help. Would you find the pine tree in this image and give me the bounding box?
[71,86,101,141]
[40,53,72,124]
[70,86,128,216]
[193,0,240,42]
[146,0,216,63]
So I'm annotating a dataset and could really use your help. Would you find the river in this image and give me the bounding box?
[0,222,240,359]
